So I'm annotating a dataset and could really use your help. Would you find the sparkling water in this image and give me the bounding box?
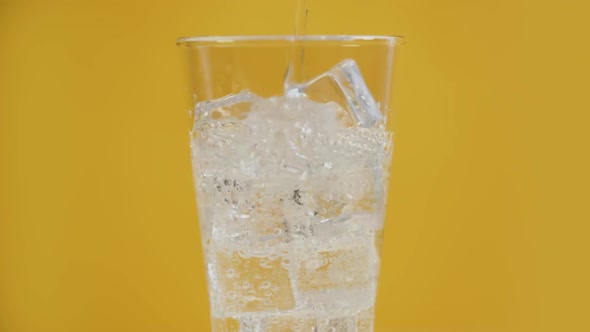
[191,60,392,332]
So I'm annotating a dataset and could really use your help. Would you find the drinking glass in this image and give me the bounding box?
[177,35,403,332]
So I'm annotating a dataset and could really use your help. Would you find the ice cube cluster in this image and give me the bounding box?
[190,59,393,331]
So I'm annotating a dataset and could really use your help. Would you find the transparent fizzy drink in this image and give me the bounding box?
[191,58,392,332]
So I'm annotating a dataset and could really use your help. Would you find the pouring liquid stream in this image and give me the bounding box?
[285,0,310,93]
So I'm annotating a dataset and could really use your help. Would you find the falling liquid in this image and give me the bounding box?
[294,0,309,37]
[285,0,310,92]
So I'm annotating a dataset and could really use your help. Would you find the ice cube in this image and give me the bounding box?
[194,91,256,122]
[289,59,382,127]
[211,317,240,332]
[265,315,318,332]
[294,237,379,310]
[355,308,375,332]
[191,91,254,171]
[297,242,375,291]
[318,317,356,331]
[239,314,318,332]
[208,247,295,315]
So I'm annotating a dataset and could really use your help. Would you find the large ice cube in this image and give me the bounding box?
[238,314,318,332]
[297,243,375,291]
[355,308,375,332]
[293,237,379,311]
[288,59,382,127]
[194,91,256,122]
[210,317,240,332]
[263,315,318,332]
[208,247,295,315]
[318,317,356,331]
[233,310,375,332]
[191,92,256,174]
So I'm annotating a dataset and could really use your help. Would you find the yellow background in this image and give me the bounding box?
[1,0,589,331]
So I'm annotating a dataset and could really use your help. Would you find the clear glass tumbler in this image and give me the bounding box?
[177,35,402,332]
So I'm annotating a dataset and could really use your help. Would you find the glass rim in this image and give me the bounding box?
[177,34,404,46]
